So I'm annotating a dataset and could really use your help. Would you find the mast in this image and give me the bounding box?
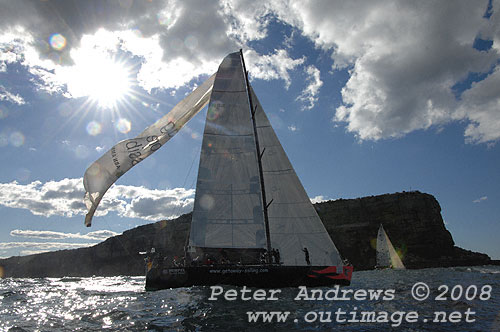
[239,49,272,261]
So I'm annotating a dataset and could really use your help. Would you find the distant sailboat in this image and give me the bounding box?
[376,224,405,269]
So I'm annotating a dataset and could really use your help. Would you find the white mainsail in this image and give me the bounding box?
[188,51,343,266]
[83,74,215,227]
[376,224,405,269]
[189,53,267,249]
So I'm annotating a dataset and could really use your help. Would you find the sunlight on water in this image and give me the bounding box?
[0,268,499,331]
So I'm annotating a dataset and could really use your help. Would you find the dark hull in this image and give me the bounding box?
[145,265,353,290]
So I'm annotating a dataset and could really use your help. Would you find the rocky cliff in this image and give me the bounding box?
[0,191,490,277]
[315,191,490,269]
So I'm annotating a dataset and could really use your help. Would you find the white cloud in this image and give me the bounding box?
[10,229,119,241]
[296,65,323,110]
[473,196,488,203]
[221,0,273,43]
[310,195,328,204]
[0,1,308,104]
[460,66,500,144]
[0,242,95,250]
[0,85,25,105]
[0,178,194,222]
[269,0,500,143]
[244,49,305,88]
[288,125,298,132]
[2,0,500,144]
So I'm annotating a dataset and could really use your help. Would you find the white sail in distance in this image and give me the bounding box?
[376,224,405,269]
[83,74,215,227]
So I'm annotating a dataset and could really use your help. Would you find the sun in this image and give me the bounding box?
[60,49,133,109]
[84,58,132,108]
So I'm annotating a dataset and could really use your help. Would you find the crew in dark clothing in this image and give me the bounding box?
[303,247,310,265]
[271,248,281,264]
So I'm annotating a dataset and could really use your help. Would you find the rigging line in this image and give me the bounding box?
[172,144,200,219]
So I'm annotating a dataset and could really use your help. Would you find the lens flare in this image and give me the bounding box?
[116,118,131,133]
[207,101,223,121]
[184,35,198,49]
[86,121,102,136]
[15,168,31,182]
[9,131,25,147]
[75,145,89,159]
[0,108,8,119]
[200,194,215,210]
[49,33,67,51]
[0,133,8,147]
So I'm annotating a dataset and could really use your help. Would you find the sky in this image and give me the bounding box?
[0,0,499,260]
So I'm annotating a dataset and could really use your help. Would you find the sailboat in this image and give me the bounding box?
[375,224,405,270]
[144,51,352,289]
[83,50,352,289]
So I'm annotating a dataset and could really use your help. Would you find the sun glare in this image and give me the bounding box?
[61,49,132,109]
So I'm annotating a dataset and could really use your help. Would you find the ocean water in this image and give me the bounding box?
[1,266,499,331]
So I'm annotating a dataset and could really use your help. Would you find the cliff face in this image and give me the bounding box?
[0,214,191,278]
[315,191,490,270]
[0,192,490,277]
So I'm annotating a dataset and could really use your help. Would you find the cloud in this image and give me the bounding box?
[296,65,323,110]
[0,240,95,256]
[0,178,194,221]
[0,0,303,102]
[460,66,500,144]
[244,49,305,88]
[268,0,500,143]
[310,195,328,204]
[10,229,119,241]
[288,125,298,132]
[473,196,488,203]
[2,0,500,143]
[0,85,26,105]
[0,241,95,251]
